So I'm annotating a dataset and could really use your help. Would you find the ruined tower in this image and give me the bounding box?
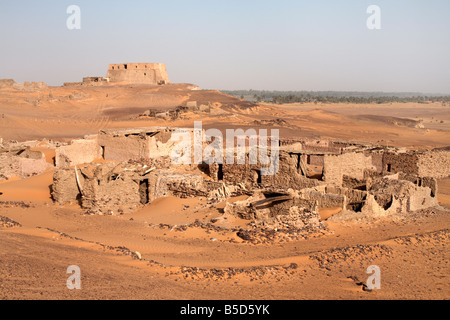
[106,63,170,85]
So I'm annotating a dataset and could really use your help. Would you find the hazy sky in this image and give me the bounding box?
[0,0,449,93]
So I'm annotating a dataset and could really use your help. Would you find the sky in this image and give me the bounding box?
[0,0,449,93]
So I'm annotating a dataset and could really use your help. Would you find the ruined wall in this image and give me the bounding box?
[224,191,322,230]
[297,187,346,209]
[0,151,50,181]
[98,133,150,161]
[0,79,15,88]
[106,63,170,85]
[147,170,206,201]
[52,162,147,214]
[417,150,450,178]
[97,128,197,162]
[308,155,324,166]
[382,152,419,175]
[265,152,321,189]
[368,151,384,173]
[52,168,81,204]
[81,171,141,215]
[323,152,375,186]
[55,138,102,167]
[363,178,438,216]
[280,139,343,154]
[213,151,320,190]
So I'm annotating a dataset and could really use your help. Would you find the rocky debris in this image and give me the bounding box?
[168,263,301,282]
[127,156,172,169]
[310,244,393,271]
[224,189,323,232]
[150,218,326,244]
[346,276,373,292]
[0,201,32,208]
[393,229,449,247]
[0,216,22,228]
[138,106,189,120]
[236,224,326,244]
[253,119,288,127]
[151,220,239,233]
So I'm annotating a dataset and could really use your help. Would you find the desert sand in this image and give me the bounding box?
[0,83,449,300]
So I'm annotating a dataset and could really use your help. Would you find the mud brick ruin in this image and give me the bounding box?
[0,143,52,181]
[2,127,448,230]
[207,138,449,223]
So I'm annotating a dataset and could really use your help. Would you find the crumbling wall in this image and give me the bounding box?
[52,168,81,204]
[80,163,142,215]
[297,187,346,209]
[147,170,206,201]
[0,151,51,181]
[98,128,197,162]
[368,151,384,172]
[362,177,438,216]
[382,152,419,175]
[308,155,324,166]
[98,133,150,161]
[52,162,152,214]
[55,138,102,167]
[323,152,375,186]
[224,190,322,230]
[212,151,321,190]
[417,150,450,178]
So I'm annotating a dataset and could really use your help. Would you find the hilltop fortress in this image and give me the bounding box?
[107,63,170,85]
[64,63,170,86]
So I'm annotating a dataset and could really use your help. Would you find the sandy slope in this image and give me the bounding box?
[1,84,449,148]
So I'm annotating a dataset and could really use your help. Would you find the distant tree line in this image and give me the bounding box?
[222,90,450,105]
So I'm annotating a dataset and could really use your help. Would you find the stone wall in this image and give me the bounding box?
[213,151,321,190]
[52,168,80,204]
[52,162,147,214]
[362,178,438,216]
[97,127,198,162]
[382,152,419,175]
[147,170,206,201]
[323,152,375,186]
[98,133,150,162]
[55,138,102,168]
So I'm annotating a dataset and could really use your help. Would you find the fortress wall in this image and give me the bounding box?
[107,63,170,84]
